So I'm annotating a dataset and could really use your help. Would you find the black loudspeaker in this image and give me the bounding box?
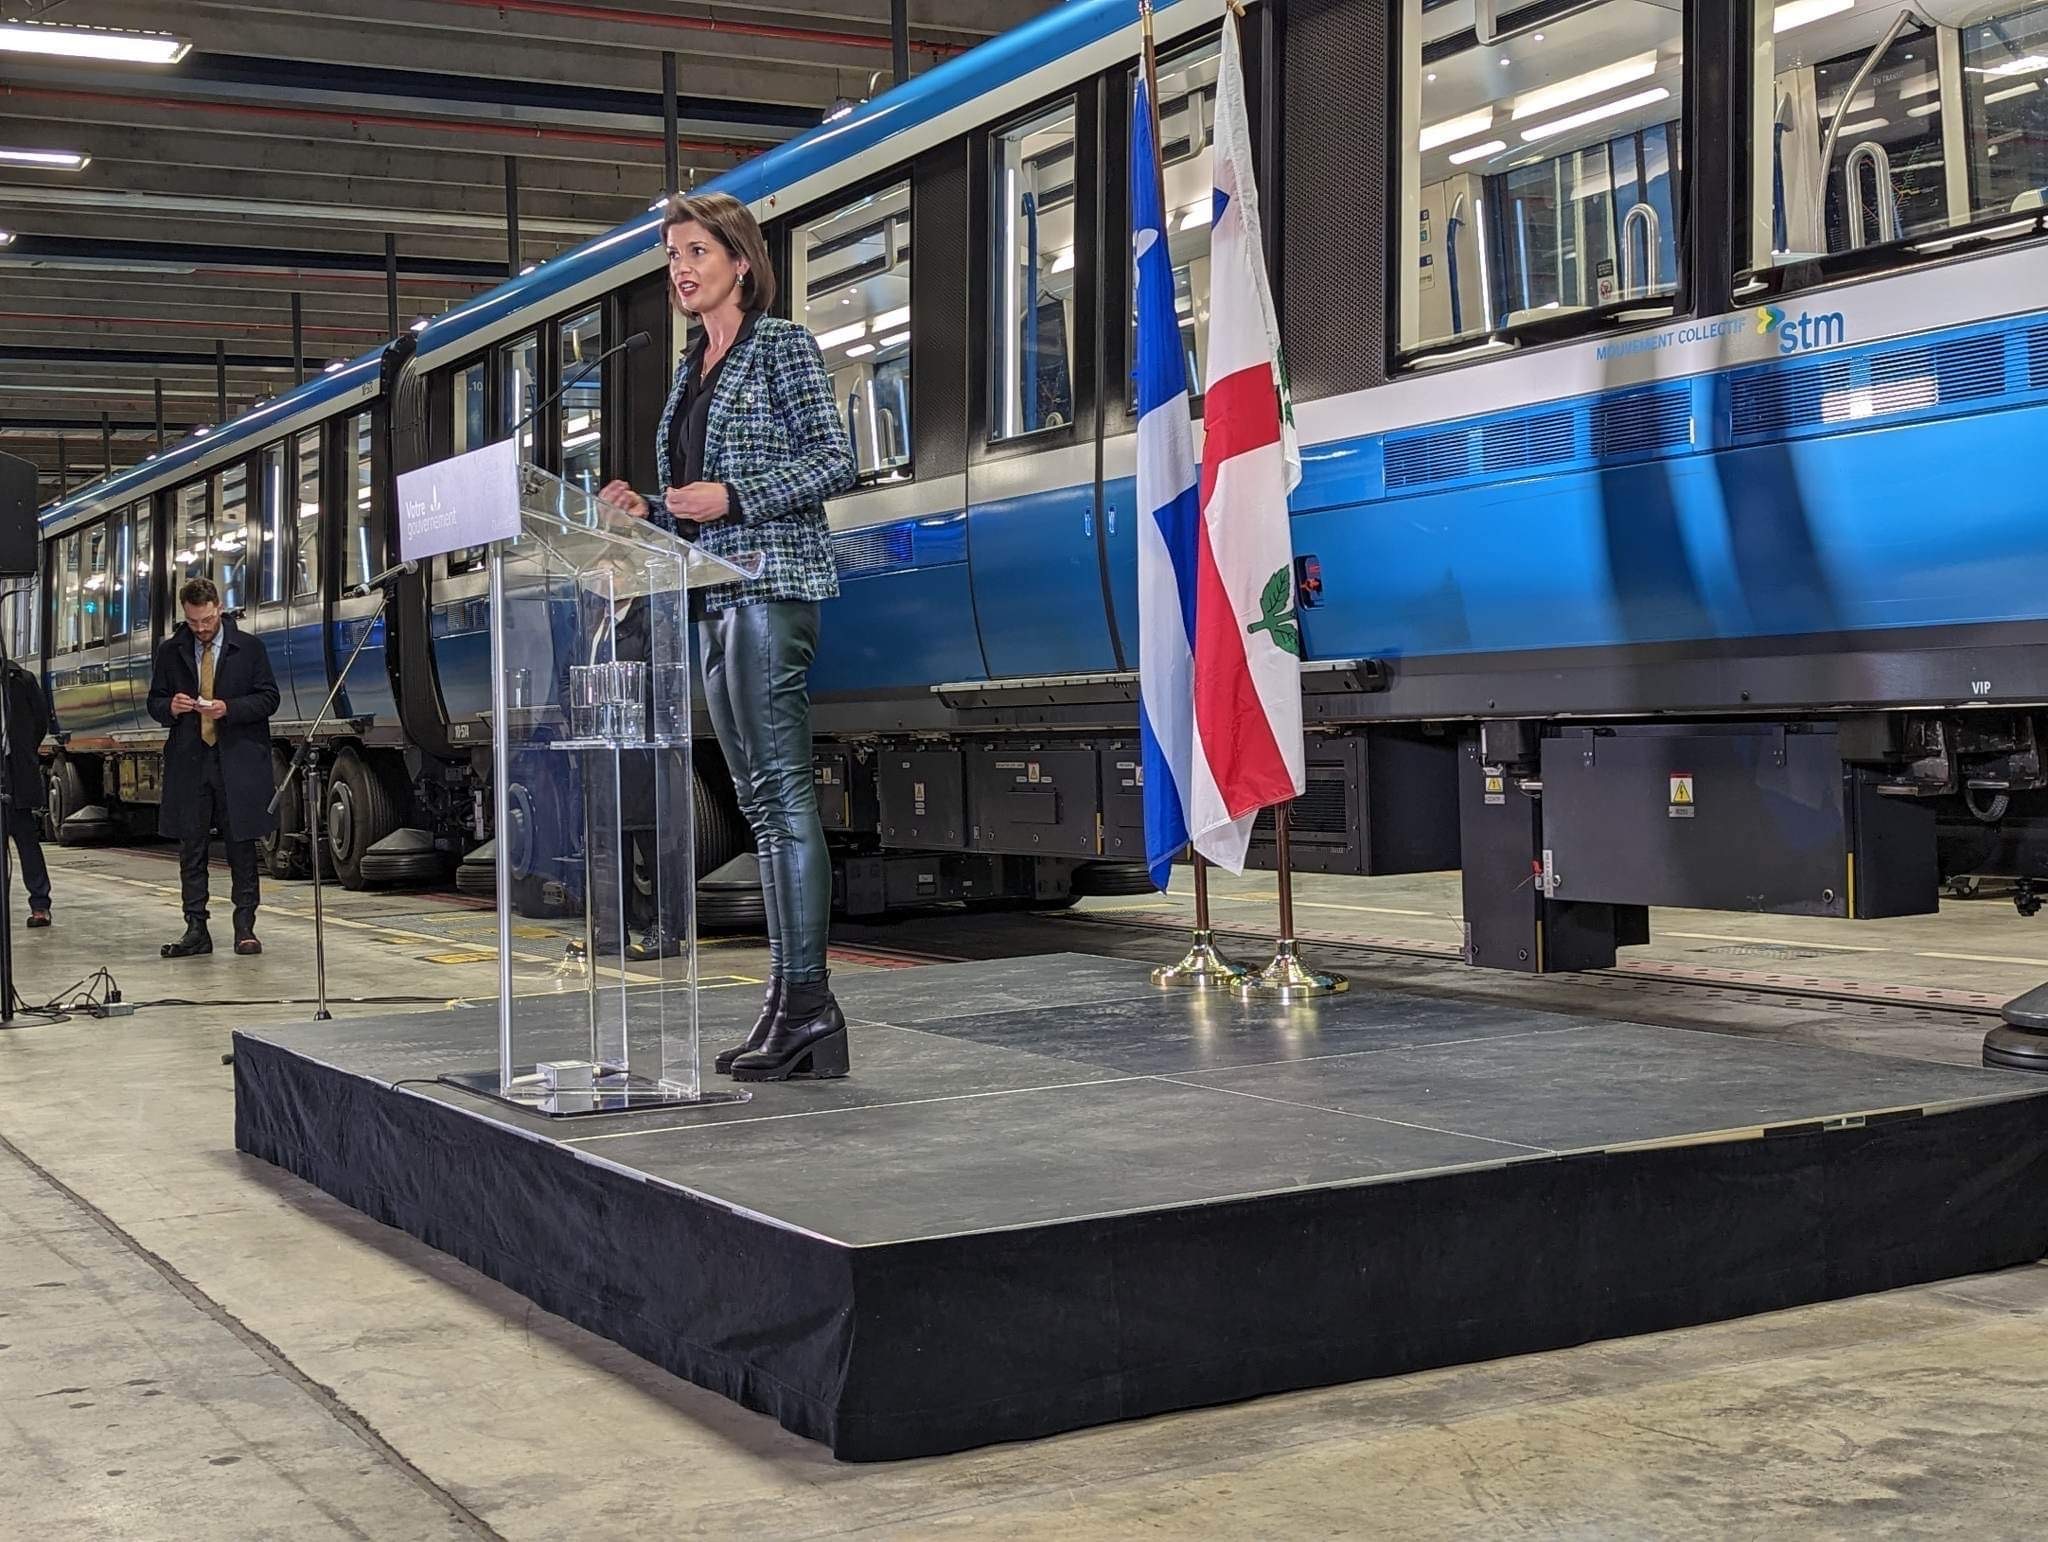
[0,453,37,577]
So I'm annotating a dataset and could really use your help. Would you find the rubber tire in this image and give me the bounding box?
[43,757,85,844]
[1072,861,1158,898]
[693,761,749,879]
[259,746,309,879]
[325,748,397,890]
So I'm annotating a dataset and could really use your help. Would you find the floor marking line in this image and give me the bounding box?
[1661,930,1885,953]
[0,1127,503,1540]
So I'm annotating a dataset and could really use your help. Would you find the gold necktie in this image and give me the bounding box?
[199,642,217,747]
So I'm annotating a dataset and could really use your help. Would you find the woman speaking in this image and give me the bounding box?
[601,192,855,1083]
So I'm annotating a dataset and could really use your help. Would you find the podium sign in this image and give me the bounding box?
[395,438,522,561]
[436,459,761,1116]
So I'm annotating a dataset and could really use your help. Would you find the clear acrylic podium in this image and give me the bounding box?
[439,464,761,1116]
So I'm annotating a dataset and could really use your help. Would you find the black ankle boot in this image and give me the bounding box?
[715,979,782,1075]
[731,976,848,1082]
[161,920,212,958]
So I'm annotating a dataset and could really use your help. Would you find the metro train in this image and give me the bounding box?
[26,0,2048,969]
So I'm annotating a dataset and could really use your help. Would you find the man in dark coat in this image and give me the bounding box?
[2,654,51,927]
[146,577,280,956]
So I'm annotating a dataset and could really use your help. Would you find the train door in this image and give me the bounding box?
[329,409,398,725]
[282,430,326,721]
[428,334,537,730]
[117,500,155,721]
[248,440,301,720]
[966,88,1121,679]
[1100,34,1224,669]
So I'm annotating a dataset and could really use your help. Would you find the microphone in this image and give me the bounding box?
[510,330,651,441]
[347,558,418,598]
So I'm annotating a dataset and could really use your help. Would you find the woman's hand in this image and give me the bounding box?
[664,482,731,522]
[597,480,648,519]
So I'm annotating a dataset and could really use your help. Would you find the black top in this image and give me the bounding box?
[668,309,759,505]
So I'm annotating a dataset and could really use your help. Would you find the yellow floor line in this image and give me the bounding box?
[1659,929,1884,953]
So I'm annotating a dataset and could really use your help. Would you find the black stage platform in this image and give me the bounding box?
[233,953,2048,1461]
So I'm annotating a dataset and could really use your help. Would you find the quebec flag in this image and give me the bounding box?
[1132,71,1201,890]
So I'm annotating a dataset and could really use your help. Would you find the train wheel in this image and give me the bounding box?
[325,748,396,889]
[260,747,310,879]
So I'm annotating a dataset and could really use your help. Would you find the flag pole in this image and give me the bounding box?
[1152,847,1248,989]
[1239,800,1348,998]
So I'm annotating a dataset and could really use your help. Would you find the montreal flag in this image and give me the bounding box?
[1136,14,1305,889]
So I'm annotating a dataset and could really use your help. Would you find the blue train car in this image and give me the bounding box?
[39,0,2048,965]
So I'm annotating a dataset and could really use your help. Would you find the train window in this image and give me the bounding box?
[446,354,498,577]
[991,99,1080,440]
[342,411,376,593]
[259,442,288,606]
[175,479,212,588]
[502,332,539,462]
[58,531,82,653]
[108,509,131,637]
[453,358,488,454]
[294,431,320,599]
[130,503,152,638]
[1130,38,1221,401]
[1963,3,2048,218]
[218,460,250,612]
[794,181,912,481]
[1748,5,1950,272]
[82,523,108,648]
[558,308,604,495]
[1399,0,1686,356]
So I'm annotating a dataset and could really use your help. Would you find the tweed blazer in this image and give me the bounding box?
[649,314,855,613]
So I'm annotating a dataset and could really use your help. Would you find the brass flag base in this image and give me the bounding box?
[1238,937,1349,1000]
[1151,929,1250,990]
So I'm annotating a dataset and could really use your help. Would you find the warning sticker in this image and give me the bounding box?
[1484,772,1506,807]
[1669,774,1695,819]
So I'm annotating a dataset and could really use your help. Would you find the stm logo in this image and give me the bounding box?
[1757,305,1847,356]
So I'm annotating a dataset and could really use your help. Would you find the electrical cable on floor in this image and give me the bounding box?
[131,994,461,1009]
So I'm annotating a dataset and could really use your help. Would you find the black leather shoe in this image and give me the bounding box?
[162,922,212,958]
[625,927,682,962]
[25,909,49,929]
[715,979,783,1075]
[235,932,262,956]
[732,978,849,1082]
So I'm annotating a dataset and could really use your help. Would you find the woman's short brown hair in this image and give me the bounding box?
[661,192,777,315]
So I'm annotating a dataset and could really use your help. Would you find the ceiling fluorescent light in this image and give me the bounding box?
[871,306,910,332]
[1986,80,2042,104]
[845,343,876,358]
[1510,53,1658,122]
[1419,107,1495,152]
[0,147,91,170]
[1837,116,1889,134]
[1448,140,1508,165]
[877,330,910,348]
[816,321,866,350]
[1774,0,1855,34]
[1520,87,1671,143]
[1051,248,1075,274]
[0,231,13,247]
[0,20,191,63]
[1907,101,1942,117]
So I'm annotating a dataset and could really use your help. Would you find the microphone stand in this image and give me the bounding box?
[268,580,394,1021]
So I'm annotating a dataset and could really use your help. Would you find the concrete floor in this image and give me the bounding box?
[4,843,2048,1539]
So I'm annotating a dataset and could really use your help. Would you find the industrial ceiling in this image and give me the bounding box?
[1,0,1042,503]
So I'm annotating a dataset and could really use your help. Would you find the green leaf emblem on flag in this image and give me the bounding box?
[1246,565,1302,658]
